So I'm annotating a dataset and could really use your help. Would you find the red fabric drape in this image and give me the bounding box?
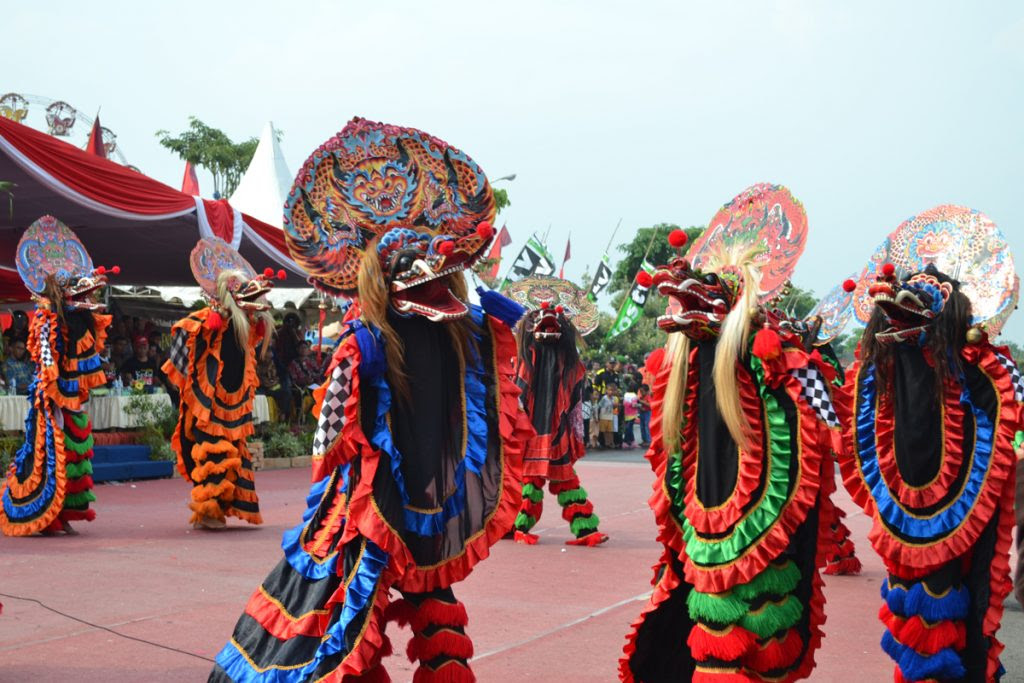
[181,161,200,195]
[202,198,236,243]
[0,117,194,216]
[85,117,106,158]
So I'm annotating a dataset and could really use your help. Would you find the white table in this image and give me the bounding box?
[0,393,271,432]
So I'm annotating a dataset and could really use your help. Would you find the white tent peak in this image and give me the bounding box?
[230,121,293,229]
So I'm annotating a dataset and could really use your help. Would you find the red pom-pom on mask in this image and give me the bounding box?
[438,240,455,256]
[276,269,287,281]
[636,271,653,288]
[205,310,224,331]
[881,263,895,277]
[263,267,275,278]
[540,301,550,310]
[476,221,495,239]
[668,230,688,248]
[110,265,121,275]
[842,279,856,293]
[555,305,564,314]
[95,266,107,275]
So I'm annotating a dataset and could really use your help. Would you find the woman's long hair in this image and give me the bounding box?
[357,241,477,405]
[217,269,275,358]
[858,271,971,401]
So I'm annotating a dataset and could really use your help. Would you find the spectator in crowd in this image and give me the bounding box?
[621,380,639,449]
[3,310,29,347]
[637,384,652,446]
[109,336,131,369]
[3,339,34,394]
[275,313,304,371]
[120,335,166,392]
[581,387,593,449]
[594,359,618,396]
[597,383,618,449]
[288,341,322,388]
[99,346,118,388]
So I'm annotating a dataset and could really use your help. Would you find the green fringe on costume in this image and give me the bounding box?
[740,595,804,638]
[514,512,537,531]
[733,561,801,601]
[569,514,600,537]
[687,589,749,625]
[65,459,93,479]
[63,490,97,509]
[557,487,589,507]
[522,483,545,503]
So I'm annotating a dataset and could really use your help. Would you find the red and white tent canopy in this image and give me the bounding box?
[0,116,302,301]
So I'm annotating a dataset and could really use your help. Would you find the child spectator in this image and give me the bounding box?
[598,384,618,449]
[622,382,639,448]
[637,384,652,446]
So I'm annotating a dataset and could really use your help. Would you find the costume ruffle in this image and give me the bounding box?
[164,308,263,525]
[1,307,107,536]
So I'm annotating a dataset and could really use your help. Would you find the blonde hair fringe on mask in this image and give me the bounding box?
[216,269,275,359]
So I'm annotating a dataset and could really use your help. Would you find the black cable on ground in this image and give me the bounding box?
[0,591,216,663]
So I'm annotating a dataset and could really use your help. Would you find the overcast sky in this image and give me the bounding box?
[7,0,1024,340]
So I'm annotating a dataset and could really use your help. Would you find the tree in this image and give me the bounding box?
[0,180,14,220]
[776,284,817,319]
[155,117,264,198]
[587,223,705,363]
[608,224,704,294]
[493,187,510,214]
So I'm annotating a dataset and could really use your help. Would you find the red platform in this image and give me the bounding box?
[0,459,1019,681]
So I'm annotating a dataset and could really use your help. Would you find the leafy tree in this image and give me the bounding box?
[493,187,510,214]
[156,117,264,198]
[775,284,817,319]
[609,224,704,294]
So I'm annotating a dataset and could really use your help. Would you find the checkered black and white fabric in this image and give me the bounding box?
[994,351,1024,402]
[38,317,54,369]
[312,357,353,457]
[791,364,839,428]
[169,328,190,376]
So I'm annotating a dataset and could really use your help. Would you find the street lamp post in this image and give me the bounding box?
[492,173,516,183]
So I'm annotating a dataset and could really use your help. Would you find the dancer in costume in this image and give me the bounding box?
[163,237,281,530]
[836,205,1021,682]
[503,275,607,546]
[1,215,114,536]
[788,313,862,576]
[210,117,530,682]
[621,184,836,682]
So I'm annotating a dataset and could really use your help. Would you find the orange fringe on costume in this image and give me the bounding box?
[163,308,263,525]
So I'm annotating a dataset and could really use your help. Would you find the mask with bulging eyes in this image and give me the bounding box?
[652,256,740,340]
[869,265,954,345]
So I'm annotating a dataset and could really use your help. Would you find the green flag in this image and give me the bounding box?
[605,260,656,340]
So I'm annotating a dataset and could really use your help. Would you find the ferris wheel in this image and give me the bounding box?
[0,92,134,168]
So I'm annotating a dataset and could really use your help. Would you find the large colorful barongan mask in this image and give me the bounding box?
[502,276,599,343]
[652,183,808,341]
[190,237,282,317]
[868,264,956,344]
[284,118,496,322]
[16,215,112,310]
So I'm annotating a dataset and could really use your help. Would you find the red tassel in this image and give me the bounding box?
[687,623,756,663]
[384,598,416,627]
[407,629,474,663]
[745,629,804,672]
[411,660,475,683]
[410,599,468,633]
[205,310,224,331]
[752,324,782,361]
[343,665,392,683]
[896,615,966,655]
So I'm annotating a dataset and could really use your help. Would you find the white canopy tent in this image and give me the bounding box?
[111,285,316,311]
[229,121,293,229]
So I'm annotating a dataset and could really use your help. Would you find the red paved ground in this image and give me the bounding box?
[0,459,1019,682]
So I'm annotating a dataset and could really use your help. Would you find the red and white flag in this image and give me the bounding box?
[181,161,201,196]
[559,235,571,279]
